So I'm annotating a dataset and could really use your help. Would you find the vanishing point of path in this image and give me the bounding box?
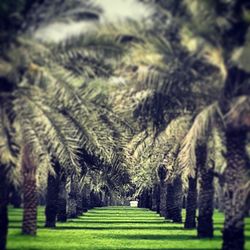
[7,207,250,250]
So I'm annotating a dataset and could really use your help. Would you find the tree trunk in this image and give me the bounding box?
[159,181,167,218]
[82,185,91,211]
[22,145,37,235]
[170,177,183,223]
[45,161,60,228]
[140,189,151,209]
[197,168,214,237]
[140,192,145,208]
[147,188,152,209]
[222,130,249,250]
[90,190,99,208]
[151,183,160,213]
[0,166,9,250]
[138,191,145,208]
[217,183,225,212]
[89,190,95,208]
[57,172,67,222]
[197,144,214,238]
[165,183,174,220]
[10,185,22,208]
[184,174,197,229]
[98,192,103,207]
[76,190,83,216]
[67,175,77,218]
[182,196,186,209]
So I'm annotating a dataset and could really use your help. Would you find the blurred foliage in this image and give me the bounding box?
[0,0,36,44]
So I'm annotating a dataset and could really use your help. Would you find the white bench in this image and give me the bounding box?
[130,201,138,207]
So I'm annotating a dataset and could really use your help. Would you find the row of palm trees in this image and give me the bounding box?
[0,35,132,247]
[129,1,250,250]
[0,2,135,249]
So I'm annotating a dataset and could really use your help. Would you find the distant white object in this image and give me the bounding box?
[130,201,138,207]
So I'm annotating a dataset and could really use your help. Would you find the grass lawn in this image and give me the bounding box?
[7,206,250,250]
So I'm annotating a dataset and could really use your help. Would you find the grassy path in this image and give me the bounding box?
[7,206,250,250]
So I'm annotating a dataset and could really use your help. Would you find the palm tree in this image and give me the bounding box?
[179,98,250,246]
[0,91,20,249]
[0,23,129,249]
[175,1,250,247]
[139,1,250,248]
[0,2,138,247]
[221,98,250,250]
[0,165,9,250]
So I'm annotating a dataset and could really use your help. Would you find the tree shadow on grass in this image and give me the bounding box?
[68,220,165,224]
[116,248,220,250]
[84,213,158,219]
[118,248,220,250]
[112,234,221,241]
[92,208,149,211]
[8,225,225,232]
[9,220,44,223]
[87,212,153,215]
[8,226,48,230]
[50,226,185,230]
[113,234,250,241]
[9,248,220,250]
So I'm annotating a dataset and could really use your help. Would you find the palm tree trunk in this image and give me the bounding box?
[170,176,183,223]
[218,183,225,212]
[140,189,152,209]
[82,185,91,211]
[67,175,78,218]
[159,181,167,218]
[222,130,248,250]
[22,145,37,235]
[76,190,83,216]
[10,185,22,208]
[197,170,214,237]
[139,192,144,208]
[184,174,197,229]
[57,172,67,222]
[89,190,95,208]
[45,162,60,228]
[90,190,98,208]
[197,144,214,238]
[95,192,101,207]
[76,177,84,216]
[197,168,214,237]
[98,192,103,207]
[138,190,145,208]
[147,188,152,209]
[151,183,160,213]
[0,166,9,250]
[166,183,174,220]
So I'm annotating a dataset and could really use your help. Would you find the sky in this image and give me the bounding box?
[34,0,152,42]
[96,0,151,22]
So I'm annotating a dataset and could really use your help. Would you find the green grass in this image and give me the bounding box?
[7,206,250,250]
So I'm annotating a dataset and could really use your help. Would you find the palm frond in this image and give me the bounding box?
[178,103,218,181]
[0,98,21,186]
[224,96,250,130]
[0,102,19,165]
[14,86,82,175]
